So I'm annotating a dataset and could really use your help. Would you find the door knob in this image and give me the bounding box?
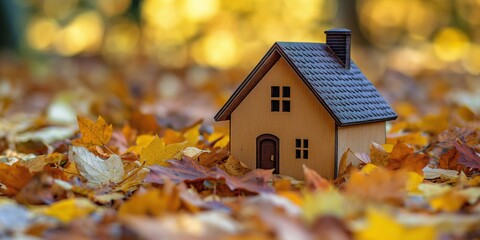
[270,154,274,161]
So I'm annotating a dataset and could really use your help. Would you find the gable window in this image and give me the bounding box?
[271,86,290,112]
[295,139,308,159]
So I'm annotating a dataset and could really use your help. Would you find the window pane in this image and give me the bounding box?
[282,100,290,112]
[283,86,290,98]
[295,139,301,148]
[303,139,308,148]
[271,86,280,97]
[296,149,301,159]
[303,150,308,159]
[271,100,280,112]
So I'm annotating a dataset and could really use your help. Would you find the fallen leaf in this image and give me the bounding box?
[182,147,209,159]
[42,198,97,223]
[303,190,348,223]
[454,139,480,170]
[406,172,424,194]
[217,155,250,176]
[356,208,436,240]
[370,142,389,167]
[72,116,113,147]
[422,166,458,180]
[140,136,186,166]
[182,121,201,147]
[68,146,124,187]
[18,153,65,172]
[118,186,181,217]
[429,189,468,212]
[0,163,33,196]
[146,156,273,194]
[127,134,155,155]
[303,165,331,191]
[345,167,407,205]
[387,132,429,147]
[438,147,465,171]
[387,142,429,175]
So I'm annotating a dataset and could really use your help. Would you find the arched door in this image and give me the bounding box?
[256,134,279,174]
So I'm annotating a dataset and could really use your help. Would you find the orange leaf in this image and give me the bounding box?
[387,142,429,175]
[303,165,330,191]
[345,168,407,205]
[72,116,112,147]
[0,163,33,196]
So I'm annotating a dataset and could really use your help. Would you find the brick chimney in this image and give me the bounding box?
[325,28,351,69]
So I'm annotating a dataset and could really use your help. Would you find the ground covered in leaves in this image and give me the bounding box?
[0,104,479,240]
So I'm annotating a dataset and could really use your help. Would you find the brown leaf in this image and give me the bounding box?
[198,147,230,168]
[370,142,389,167]
[438,148,465,171]
[15,172,67,205]
[344,168,407,205]
[387,142,429,175]
[145,156,273,194]
[455,139,480,170]
[303,165,330,191]
[72,116,113,147]
[17,153,65,172]
[0,163,33,196]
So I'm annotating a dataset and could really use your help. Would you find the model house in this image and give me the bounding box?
[214,29,397,179]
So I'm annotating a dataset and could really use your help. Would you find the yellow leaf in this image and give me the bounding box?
[406,172,424,194]
[140,136,186,166]
[429,189,468,212]
[370,142,389,167]
[43,198,97,223]
[118,188,181,217]
[72,116,112,147]
[469,175,480,186]
[361,163,378,174]
[382,144,394,153]
[163,129,185,144]
[303,190,347,223]
[127,134,156,154]
[207,126,230,148]
[387,132,429,147]
[356,209,436,240]
[183,122,201,147]
[278,191,303,206]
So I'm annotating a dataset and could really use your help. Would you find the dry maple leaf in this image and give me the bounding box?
[387,142,429,175]
[0,163,33,196]
[303,165,331,191]
[344,168,407,205]
[140,136,186,166]
[145,156,273,194]
[438,148,465,171]
[68,146,124,187]
[370,142,389,167]
[72,116,113,147]
[454,139,480,170]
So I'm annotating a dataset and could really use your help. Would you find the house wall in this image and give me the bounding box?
[230,58,336,180]
[336,121,386,170]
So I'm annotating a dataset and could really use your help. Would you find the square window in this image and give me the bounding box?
[296,149,301,159]
[282,100,290,112]
[271,100,280,112]
[303,139,308,148]
[283,87,290,98]
[295,139,301,148]
[271,86,280,97]
[303,150,308,159]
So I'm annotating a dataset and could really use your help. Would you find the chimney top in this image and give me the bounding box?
[324,28,351,34]
[325,28,351,69]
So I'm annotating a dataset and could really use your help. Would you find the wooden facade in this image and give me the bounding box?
[336,122,386,170]
[230,58,336,179]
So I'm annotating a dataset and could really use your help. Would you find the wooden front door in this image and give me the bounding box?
[256,134,279,174]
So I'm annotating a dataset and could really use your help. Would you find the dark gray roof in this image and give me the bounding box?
[215,42,397,126]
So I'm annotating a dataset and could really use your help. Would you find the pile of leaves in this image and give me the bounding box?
[0,109,479,239]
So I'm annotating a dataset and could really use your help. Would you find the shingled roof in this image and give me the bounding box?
[214,42,397,126]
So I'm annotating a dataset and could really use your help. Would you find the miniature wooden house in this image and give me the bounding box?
[214,29,397,180]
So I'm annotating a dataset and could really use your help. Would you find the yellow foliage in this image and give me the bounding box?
[406,172,424,194]
[356,209,436,240]
[360,163,378,174]
[72,116,112,147]
[387,131,429,147]
[127,134,156,154]
[118,188,181,217]
[42,198,97,223]
[303,190,347,223]
[140,136,186,166]
[429,190,468,212]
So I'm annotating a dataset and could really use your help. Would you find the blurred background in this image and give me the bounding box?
[0,0,479,131]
